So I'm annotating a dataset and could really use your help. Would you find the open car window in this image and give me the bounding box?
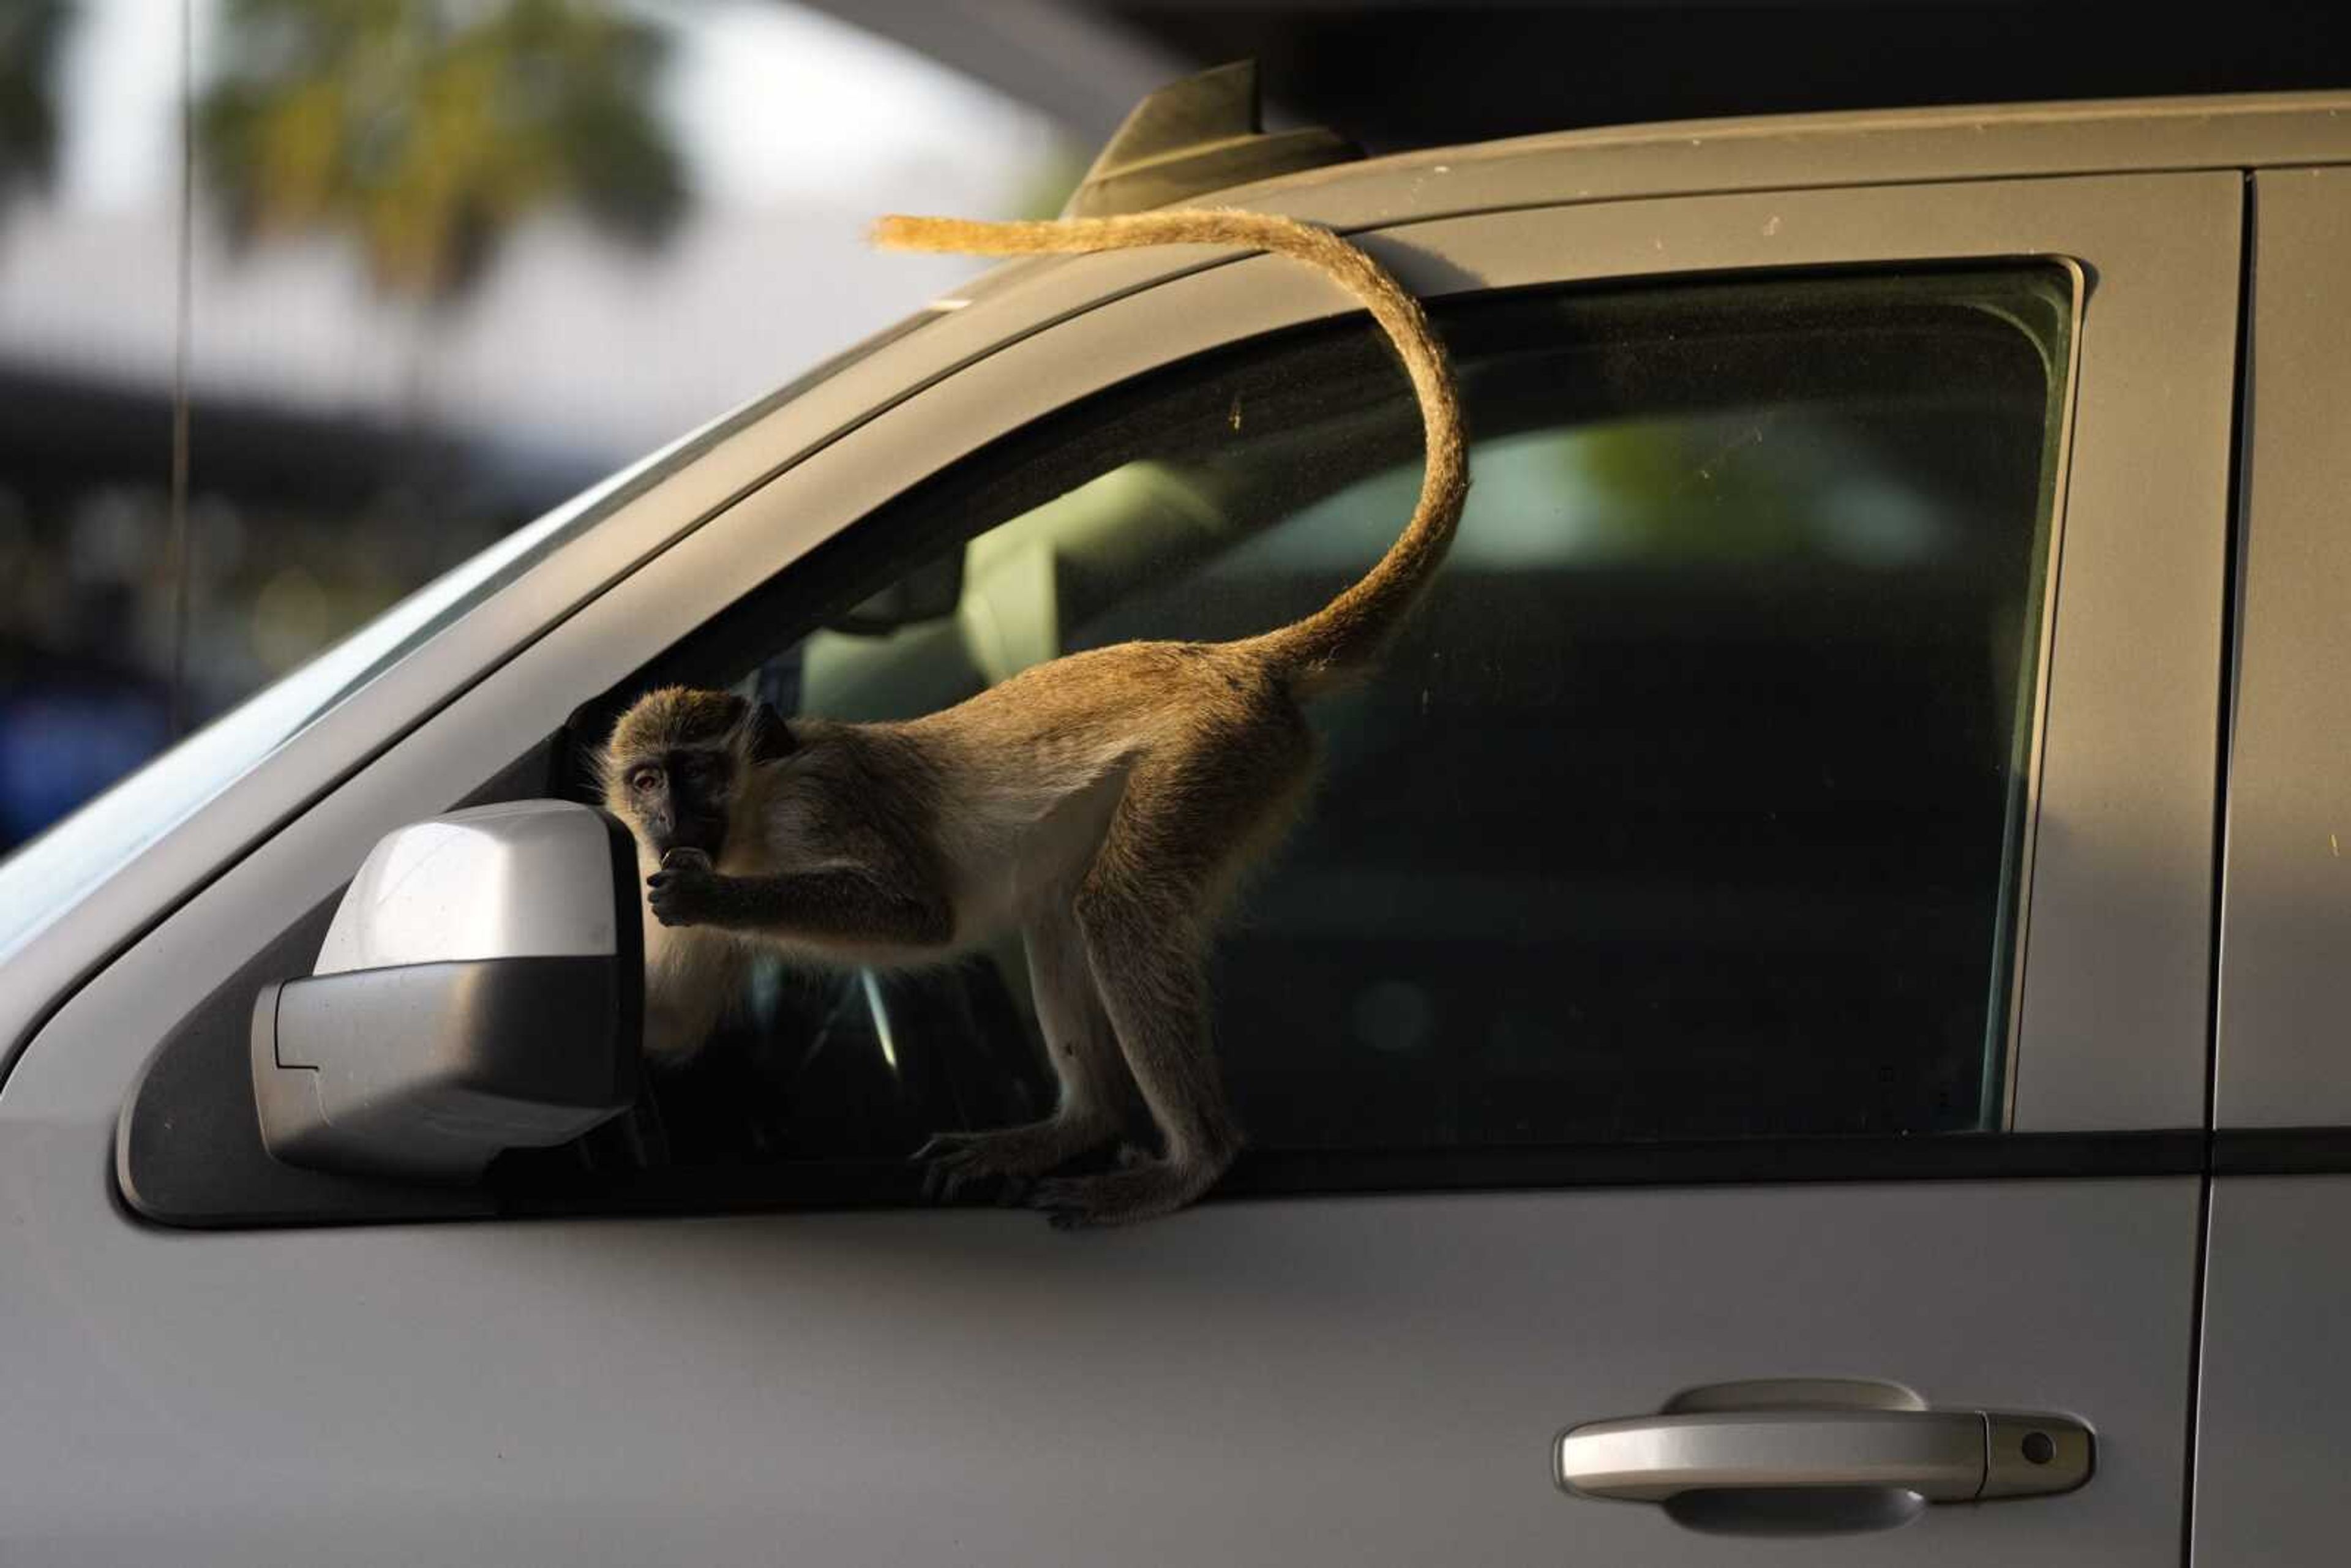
[540,265,2075,1188]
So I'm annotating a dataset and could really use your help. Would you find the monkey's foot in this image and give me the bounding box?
[915,1118,1117,1202]
[1030,1152,1231,1230]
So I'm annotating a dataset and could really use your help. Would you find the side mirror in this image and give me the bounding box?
[252,800,643,1183]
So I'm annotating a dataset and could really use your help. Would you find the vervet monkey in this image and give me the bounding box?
[600,208,1468,1227]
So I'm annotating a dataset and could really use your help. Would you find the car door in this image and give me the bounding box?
[2191,163,2351,1567]
[2,169,2237,1565]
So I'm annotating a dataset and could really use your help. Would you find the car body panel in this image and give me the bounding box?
[0,1158,2199,1564]
[2213,165,2351,1130]
[2192,1178,2351,1567]
[2191,165,2351,1567]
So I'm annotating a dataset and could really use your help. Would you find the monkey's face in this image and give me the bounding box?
[623,744,734,860]
[605,687,797,861]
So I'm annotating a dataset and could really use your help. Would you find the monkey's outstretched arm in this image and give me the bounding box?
[647,854,953,948]
[871,207,1468,697]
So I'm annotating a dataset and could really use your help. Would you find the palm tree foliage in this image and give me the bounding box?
[199,0,688,303]
[0,0,70,207]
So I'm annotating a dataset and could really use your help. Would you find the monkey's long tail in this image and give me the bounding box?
[872,209,1468,697]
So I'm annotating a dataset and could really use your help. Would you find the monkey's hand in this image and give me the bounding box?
[647,847,721,928]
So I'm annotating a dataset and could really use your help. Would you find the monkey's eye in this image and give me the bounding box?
[677,754,730,791]
[628,765,662,793]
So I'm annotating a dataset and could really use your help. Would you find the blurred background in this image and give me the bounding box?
[3,0,2347,855]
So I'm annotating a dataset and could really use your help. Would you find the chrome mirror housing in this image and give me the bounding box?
[251,800,642,1182]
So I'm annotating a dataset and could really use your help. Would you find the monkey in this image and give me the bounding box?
[599,207,1468,1228]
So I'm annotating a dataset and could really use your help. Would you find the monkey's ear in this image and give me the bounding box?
[746,700,797,762]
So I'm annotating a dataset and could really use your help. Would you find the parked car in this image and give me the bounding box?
[3,64,2345,1565]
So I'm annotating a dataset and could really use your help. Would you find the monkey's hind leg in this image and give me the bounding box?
[1032,723,1313,1229]
[1029,928,1229,1230]
[918,904,1133,1200]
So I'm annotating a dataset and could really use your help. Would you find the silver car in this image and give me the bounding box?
[3,67,2345,1565]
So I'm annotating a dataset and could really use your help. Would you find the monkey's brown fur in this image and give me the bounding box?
[602,208,1468,1228]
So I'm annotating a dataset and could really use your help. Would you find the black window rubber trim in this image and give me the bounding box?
[1226,1131,2211,1198]
[2210,1129,2351,1176]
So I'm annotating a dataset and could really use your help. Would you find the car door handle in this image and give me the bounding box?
[1556,1407,2093,1504]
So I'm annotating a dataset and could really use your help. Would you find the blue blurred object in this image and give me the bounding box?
[0,685,171,851]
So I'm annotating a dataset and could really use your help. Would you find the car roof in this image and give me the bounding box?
[1387,88,2351,176]
[943,89,2351,309]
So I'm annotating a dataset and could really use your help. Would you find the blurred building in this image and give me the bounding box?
[0,0,1097,851]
